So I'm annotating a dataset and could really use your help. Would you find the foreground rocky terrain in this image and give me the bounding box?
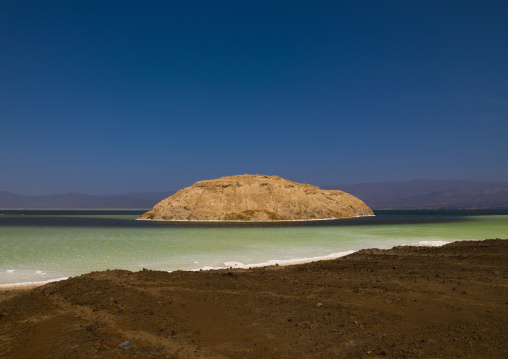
[140,175,374,221]
[1,239,507,358]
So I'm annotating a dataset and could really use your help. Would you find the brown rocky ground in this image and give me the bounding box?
[1,239,507,358]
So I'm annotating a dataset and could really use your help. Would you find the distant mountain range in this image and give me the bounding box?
[1,180,507,209]
[0,191,175,209]
[322,180,508,209]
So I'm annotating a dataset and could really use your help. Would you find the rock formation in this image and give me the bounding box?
[139,175,374,221]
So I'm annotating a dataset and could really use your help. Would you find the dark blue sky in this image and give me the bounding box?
[1,1,507,195]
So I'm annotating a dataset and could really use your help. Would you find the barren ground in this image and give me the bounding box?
[1,239,507,358]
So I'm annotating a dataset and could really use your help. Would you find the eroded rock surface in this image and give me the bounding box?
[139,174,374,221]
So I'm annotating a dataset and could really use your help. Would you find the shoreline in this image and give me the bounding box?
[136,214,376,222]
[0,277,69,292]
[1,239,448,291]
[1,238,506,358]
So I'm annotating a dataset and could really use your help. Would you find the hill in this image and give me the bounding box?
[2,180,507,210]
[0,191,164,209]
[323,179,508,209]
[139,175,373,221]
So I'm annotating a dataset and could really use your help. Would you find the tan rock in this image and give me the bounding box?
[139,174,374,221]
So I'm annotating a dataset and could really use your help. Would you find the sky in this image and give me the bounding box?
[1,1,507,195]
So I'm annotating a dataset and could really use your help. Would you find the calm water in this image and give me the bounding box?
[1,210,507,286]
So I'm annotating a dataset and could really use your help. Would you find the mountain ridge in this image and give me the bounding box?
[322,179,508,209]
[0,191,160,209]
[1,179,507,209]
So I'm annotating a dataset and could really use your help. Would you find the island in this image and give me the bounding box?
[139,174,374,221]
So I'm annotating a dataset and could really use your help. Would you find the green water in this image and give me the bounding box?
[0,212,507,285]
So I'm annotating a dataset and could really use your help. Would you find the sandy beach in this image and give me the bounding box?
[1,239,507,358]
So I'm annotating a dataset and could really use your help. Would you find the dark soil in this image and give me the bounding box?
[1,239,507,358]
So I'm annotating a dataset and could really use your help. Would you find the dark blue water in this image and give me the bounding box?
[1,209,507,228]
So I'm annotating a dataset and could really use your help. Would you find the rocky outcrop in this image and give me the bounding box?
[139,175,374,221]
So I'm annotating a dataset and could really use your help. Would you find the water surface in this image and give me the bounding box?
[1,210,507,285]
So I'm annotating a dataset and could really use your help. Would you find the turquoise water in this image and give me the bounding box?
[1,210,507,285]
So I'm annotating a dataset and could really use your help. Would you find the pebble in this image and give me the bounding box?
[149,347,163,355]
[118,340,132,349]
[85,321,98,331]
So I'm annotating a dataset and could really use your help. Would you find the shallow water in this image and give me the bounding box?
[1,210,507,285]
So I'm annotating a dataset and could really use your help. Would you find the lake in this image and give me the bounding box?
[1,209,507,286]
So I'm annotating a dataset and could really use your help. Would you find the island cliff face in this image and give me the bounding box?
[139,175,374,221]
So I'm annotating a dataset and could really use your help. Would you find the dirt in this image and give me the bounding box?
[1,239,507,358]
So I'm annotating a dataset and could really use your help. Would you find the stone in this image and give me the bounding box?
[139,174,374,221]
[118,340,132,349]
[85,321,98,331]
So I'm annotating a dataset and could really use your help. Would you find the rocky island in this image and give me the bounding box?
[139,174,374,221]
